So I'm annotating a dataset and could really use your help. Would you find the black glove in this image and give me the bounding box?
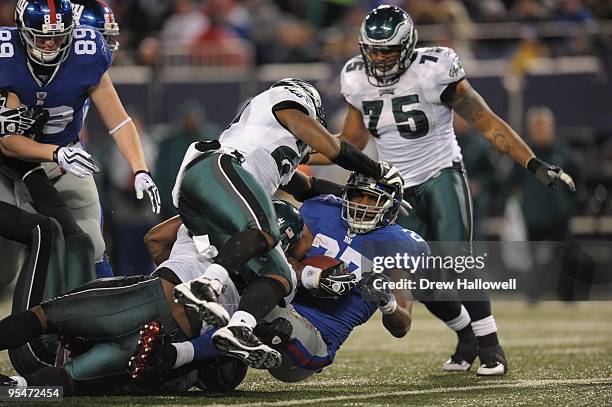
[360,272,394,306]
[377,161,405,189]
[0,90,48,136]
[302,260,357,298]
[22,108,49,140]
[319,263,358,298]
[527,157,575,192]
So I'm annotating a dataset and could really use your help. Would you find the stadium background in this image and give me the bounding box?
[0,1,610,404]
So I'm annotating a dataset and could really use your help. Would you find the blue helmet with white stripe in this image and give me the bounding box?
[342,171,403,234]
[15,0,75,66]
[72,0,119,59]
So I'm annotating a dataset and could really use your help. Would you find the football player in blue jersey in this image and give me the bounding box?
[0,0,160,280]
[140,172,417,383]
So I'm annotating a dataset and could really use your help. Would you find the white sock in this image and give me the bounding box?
[445,305,471,331]
[172,341,195,369]
[227,310,256,329]
[471,315,497,337]
[9,376,27,387]
[204,264,229,283]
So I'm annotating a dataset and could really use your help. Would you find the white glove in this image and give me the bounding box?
[54,146,100,178]
[134,170,161,214]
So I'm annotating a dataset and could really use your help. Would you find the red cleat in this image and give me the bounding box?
[128,321,161,379]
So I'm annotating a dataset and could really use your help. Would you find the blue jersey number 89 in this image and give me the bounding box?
[0,30,14,58]
[74,27,96,56]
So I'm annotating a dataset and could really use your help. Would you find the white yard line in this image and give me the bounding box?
[223,377,612,407]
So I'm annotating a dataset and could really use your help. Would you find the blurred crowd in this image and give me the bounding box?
[1,0,610,67]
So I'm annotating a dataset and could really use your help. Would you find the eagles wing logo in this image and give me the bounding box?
[449,56,465,78]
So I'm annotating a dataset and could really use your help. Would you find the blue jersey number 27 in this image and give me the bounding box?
[311,233,363,279]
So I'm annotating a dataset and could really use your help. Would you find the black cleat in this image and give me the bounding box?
[174,277,230,327]
[477,343,508,376]
[0,374,21,386]
[212,326,282,370]
[442,332,478,372]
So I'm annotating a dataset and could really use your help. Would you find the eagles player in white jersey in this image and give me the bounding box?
[171,78,400,370]
[314,5,575,376]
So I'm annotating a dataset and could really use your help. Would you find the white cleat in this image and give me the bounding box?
[174,277,230,327]
[443,358,472,372]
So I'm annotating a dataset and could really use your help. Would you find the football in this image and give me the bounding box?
[302,255,343,270]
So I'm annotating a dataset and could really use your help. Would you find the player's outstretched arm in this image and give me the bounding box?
[0,136,99,178]
[361,271,412,338]
[144,215,182,266]
[89,73,161,212]
[447,79,575,191]
[308,102,371,165]
[274,108,381,179]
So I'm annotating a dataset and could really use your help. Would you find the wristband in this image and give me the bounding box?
[134,170,150,176]
[301,265,321,289]
[379,294,397,315]
[52,146,60,163]
[108,116,133,136]
[526,157,543,174]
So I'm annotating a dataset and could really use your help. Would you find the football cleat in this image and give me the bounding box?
[0,374,18,386]
[442,334,478,372]
[173,277,230,327]
[212,326,282,370]
[476,344,508,376]
[128,321,161,379]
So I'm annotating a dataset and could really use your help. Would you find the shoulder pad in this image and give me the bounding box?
[343,55,366,74]
[305,194,342,207]
[0,28,21,67]
[413,46,465,85]
[72,28,112,70]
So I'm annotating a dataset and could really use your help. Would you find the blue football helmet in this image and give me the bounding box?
[72,0,119,59]
[15,0,75,66]
[342,171,403,234]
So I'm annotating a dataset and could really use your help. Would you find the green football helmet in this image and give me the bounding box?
[359,5,418,86]
[273,200,304,253]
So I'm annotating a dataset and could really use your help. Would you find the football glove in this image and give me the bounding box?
[360,272,397,314]
[377,161,404,190]
[527,157,575,192]
[134,170,161,214]
[53,146,100,178]
[0,90,48,136]
[301,261,357,298]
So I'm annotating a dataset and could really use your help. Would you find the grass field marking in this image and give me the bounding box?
[228,377,612,407]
